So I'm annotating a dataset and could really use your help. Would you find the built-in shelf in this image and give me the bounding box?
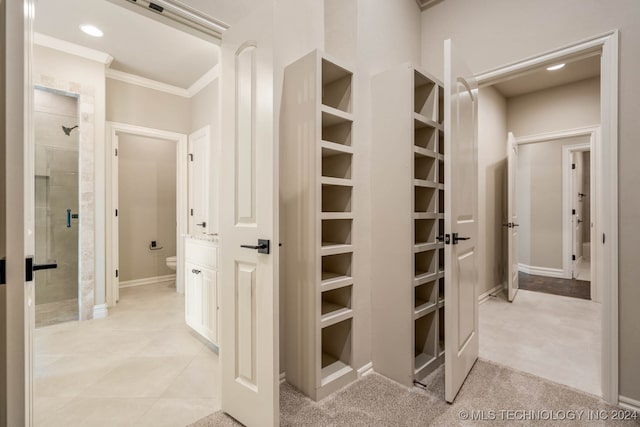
[322,106,353,147]
[438,129,444,155]
[438,159,444,184]
[322,58,353,114]
[322,184,352,213]
[415,218,436,246]
[415,126,436,151]
[415,280,437,309]
[438,249,445,274]
[283,51,356,401]
[414,113,440,130]
[414,179,438,189]
[438,86,444,125]
[415,155,436,181]
[414,310,437,373]
[415,186,436,213]
[321,318,353,384]
[438,307,445,356]
[414,70,438,121]
[438,277,445,303]
[415,249,437,279]
[438,190,445,214]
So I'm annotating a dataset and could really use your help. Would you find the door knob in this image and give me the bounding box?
[196,222,207,228]
[452,233,470,245]
[240,239,270,254]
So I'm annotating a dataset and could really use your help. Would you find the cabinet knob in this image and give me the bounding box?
[192,269,201,275]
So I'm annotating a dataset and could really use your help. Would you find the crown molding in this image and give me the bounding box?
[188,65,220,97]
[416,0,442,11]
[106,69,190,98]
[34,33,114,66]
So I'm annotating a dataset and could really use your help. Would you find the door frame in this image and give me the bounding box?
[475,30,618,404]
[562,141,593,287]
[105,122,188,307]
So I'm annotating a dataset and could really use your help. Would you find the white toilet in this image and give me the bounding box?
[165,256,177,271]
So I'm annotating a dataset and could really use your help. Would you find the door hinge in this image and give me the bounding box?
[0,257,5,286]
[115,269,119,278]
[572,209,576,215]
[115,148,118,156]
[115,209,118,217]
[190,208,194,216]
[188,153,194,162]
[603,233,606,244]
[572,163,576,170]
[572,254,576,261]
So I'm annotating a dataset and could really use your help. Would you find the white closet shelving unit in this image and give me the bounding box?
[281,50,357,400]
[371,64,446,387]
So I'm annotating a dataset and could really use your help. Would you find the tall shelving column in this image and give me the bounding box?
[371,64,445,387]
[281,50,357,401]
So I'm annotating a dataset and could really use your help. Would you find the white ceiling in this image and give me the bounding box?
[34,0,219,89]
[493,55,601,98]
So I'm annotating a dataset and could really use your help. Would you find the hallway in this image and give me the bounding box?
[34,282,220,427]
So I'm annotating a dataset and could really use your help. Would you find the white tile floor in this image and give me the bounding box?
[479,289,601,397]
[35,282,220,427]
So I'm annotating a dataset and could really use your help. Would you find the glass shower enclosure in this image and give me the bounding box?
[34,87,80,327]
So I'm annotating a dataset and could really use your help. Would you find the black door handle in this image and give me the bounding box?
[436,235,451,244]
[25,257,58,282]
[240,239,270,254]
[452,233,470,245]
[196,222,207,228]
[191,269,201,275]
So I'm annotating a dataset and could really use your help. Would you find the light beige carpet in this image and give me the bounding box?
[190,359,639,426]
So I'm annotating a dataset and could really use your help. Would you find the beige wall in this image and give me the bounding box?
[106,79,191,134]
[118,134,176,282]
[478,86,508,295]
[421,0,640,400]
[507,77,600,136]
[190,79,220,233]
[518,136,590,270]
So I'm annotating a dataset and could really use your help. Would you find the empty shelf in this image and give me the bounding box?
[321,356,353,386]
[321,318,352,385]
[414,242,439,253]
[321,212,353,220]
[321,244,353,256]
[414,311,437,373]
[321,177,353,187]
[322,105,353,127]
[414,146,438,159]
[414,113,440,130]
[322,58,353,113]
[414,179,438,189]
[322,184,352,213]
[321,272,353,291]
[322,140,354,156]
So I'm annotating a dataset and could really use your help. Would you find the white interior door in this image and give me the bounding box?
[4,1,35,425]
[444,39,479,403]
[507,132,519,302]
[188,127,210,234]
[112,134,119,302]
[219,15,279,427]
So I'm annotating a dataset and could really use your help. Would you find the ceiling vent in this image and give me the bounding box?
[107,0,229,42]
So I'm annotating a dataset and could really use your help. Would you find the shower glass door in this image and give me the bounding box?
[34,87,80,327]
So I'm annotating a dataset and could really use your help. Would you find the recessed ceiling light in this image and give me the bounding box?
[80,25,103,38]
[546,63,565,71]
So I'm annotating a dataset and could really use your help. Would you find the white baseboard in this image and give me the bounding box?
[479,283,504,304]
[357,362,373,378]
[93,303,108,319]
[119,274,176,288]
[619,395,640,413]
[279,372,286,385]
[518,263,567,279]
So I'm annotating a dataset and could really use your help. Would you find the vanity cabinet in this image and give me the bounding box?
[184,237,219,346]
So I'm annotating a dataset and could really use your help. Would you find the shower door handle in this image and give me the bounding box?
[66,209,79,228]
[25,256,58,282]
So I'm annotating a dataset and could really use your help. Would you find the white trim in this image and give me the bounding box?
[619,396,640,413]
[106,69,190,98]
[518,263,567,279]
[357,362,374,378]
[477,30,618,404]
[34,33,114,65]
[279,372,286,385]
[188,65,220,97]
[106,122,188,307]
[92,304,109,319]
[475,30,616,87]
[478,284,503,304]
[119,274,176,288]
[515,125,600,145]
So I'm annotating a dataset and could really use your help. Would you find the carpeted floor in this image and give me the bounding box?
[518,272,590,300]
[190,359,639,426]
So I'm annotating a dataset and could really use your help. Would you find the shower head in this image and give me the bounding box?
[62,125,78,136]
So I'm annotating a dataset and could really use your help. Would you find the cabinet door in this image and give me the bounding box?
[185,262,203,329]
[201,268,218,344]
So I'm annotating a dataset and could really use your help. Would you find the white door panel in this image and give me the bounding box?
[219,8,278,426]
[444,39,479,403]
[507,133,519,301]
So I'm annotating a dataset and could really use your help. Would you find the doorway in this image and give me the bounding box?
[475,31,618,403]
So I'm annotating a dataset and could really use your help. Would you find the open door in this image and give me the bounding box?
[219,9,279,427]
[444,39,479,403]
[3,1,36,425]
[507,132,519,301]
